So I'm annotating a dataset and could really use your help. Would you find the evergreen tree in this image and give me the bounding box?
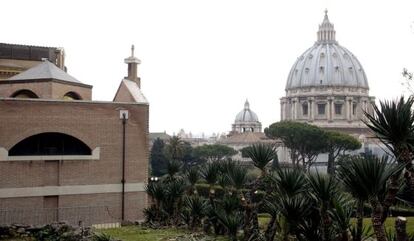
[150,138,169,176]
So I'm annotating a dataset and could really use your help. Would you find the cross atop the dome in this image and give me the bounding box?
[131,44,135,57]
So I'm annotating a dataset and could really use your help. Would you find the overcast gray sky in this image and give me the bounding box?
[3,0,414,136]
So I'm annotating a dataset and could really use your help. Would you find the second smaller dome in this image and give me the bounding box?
[235,100,259,123]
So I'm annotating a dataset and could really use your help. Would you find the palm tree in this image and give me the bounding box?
[337,155,370,241]
[243,144,276,240]
[245,144,276,176]
[166,136,185,160]
[337,155,402,241]
[216,210,244,241]
[364,96,414,216]
[227,163,248,192]
[265,168,309,241]
[166,159,182,181]
[330,193,355,241]
[307,172,338,241]
[182,195,208,229]
[200,162,220,197]
[277,195,313,241]
[186,166,199,195]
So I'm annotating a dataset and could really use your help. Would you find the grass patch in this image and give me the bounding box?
[352,216,414,234]
[259,215,414,234]
[100,226,229,241]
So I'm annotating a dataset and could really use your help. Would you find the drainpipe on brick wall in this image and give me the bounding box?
[120,110,129,221]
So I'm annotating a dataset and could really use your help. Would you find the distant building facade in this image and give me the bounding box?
[0,43,65,80]
[0,44,149,226]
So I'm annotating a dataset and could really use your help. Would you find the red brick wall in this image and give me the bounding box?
[0,99,149,223]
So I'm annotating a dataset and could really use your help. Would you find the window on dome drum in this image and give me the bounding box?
[353,103,357,115]
[335,103,342,115]
[302,104,308,116]
[9,132,91,156]
[11,89,39,98]
[318,104,326,115]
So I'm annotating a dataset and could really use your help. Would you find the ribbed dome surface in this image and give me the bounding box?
[285,11,369,90]
[235,100,259,123]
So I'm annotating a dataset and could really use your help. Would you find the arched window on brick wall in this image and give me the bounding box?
[63,91,82,100]
[11,89,39,98]
[9,132,91,156]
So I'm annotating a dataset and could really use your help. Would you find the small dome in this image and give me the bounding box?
[235,100,259,122]
[285,10,369,90]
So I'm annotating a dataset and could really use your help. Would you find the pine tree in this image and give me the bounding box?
[150,138,169,176]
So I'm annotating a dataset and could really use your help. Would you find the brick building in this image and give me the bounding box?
[0,43,65,80]
[0,44,149,226]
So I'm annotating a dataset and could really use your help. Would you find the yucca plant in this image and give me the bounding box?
[200,162,220,197]
[337,155,370,241]
[329,193,355,241]
[166,159,182,180]
[145,181,166,208]
[307,172,338,241]
[272,168,308,196]
[215,209,243,241]
[263,198,280,241]
[245,144,276,176]
[220,194,241,215]
[364,97,414,217]
[187,166,200,195]
[163,178,187,224]
[183,195,208,229]
[227,163,248,192]
[337,155,403,241]
[276,195,313,239]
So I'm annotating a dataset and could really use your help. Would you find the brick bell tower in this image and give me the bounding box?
[124,45,141,87]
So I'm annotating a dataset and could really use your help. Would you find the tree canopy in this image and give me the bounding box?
[265,121,328,169]
[150,138,169,176]
[325,130,361,174]
[193,144,237,162]
[265,121,361,171]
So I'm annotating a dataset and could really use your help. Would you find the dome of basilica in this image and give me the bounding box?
[235,100,259,123]
[233,100,262,133]
[285,10,369,91]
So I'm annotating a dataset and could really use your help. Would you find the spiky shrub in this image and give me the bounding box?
[307,172,338,241]
[329,193,355,241]
[166,159,182,180]
[245,143,276,176]
[215,209,243,241]
[227,163,248,191]
[337,155,403,241]
[186,166,200,195]
[182,195,208,229]
[200,162,220,196]
[272,168,308,196]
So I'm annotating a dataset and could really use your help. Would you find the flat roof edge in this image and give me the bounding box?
[0,97,149,106]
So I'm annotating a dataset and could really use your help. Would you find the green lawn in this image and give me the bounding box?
[358,216,414,234]
[7,217,411,241]
[100,226,229,241]
[259,215,414,234]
